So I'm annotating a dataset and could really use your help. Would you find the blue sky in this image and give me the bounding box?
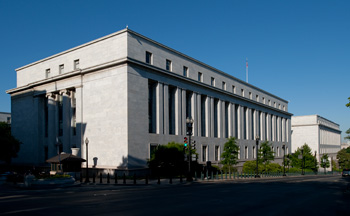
[0,0,349,141]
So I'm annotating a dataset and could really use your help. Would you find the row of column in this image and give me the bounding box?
[45,89,78,159]
[151,81,290,142]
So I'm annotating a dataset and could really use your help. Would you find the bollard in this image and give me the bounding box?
[123,173,126,184]
[100,173,103,184]
[115,173,118,184]
[133,173,136,184]
[93,173,96,183]
[145,175,148,185]
[107,173,110,184]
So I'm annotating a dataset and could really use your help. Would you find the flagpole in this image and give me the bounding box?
[246,58,248,83]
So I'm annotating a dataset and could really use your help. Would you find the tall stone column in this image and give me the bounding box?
[218,100,223,138]
[156,82,164,135]
[197,93,201,137]
[46,93,57,158]
[228,103,233,138]
[210,97,214,137]
[60,90,71,153]
[205,96,211,137]
[261,112,266,141]
[191,92,198,136]
[266,113,271,141]
[181,89,186,135]
[175,87,181,135]
[282,118,286,142]
[163,84,169,135]
[237,105,242,139]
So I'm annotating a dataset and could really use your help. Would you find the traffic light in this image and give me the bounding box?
[184,137,188,147]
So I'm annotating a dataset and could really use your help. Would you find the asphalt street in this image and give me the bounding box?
[0,175,349,216]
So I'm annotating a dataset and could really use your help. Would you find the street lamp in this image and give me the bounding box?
[85,137,89,183]
[255,135,260,178]
[282,144,286,176]
[186,117,194,182]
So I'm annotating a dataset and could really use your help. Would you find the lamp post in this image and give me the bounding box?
[186,117,194,182]
[282,144,286,176]
[255,135,260,178]
[85,137,89,183]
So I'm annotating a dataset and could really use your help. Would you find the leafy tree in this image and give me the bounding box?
[258,141,274,170]
[265,163,282,172]
[290,143,317,171]
[221,137,239,173]
[242,160,262,173]
[320,154,330,169]
[0,122,21,164]
[337,147,350,169]
[344,128,350,141]
[346,97,350,108]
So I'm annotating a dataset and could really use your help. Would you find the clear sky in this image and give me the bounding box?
[0,0,349,141]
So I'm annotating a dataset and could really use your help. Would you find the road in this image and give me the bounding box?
[0,175,349,216]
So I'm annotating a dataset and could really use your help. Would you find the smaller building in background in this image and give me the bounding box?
[291,115,341,171]
[0,112,11,124]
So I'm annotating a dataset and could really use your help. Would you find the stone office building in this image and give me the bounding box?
[7,28,292,170]
[291,115,341,171]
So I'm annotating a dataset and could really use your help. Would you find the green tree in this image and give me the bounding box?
[0,122,21,164]
[242,160,262,173]
[221,137,239,173]
[258,141,275,170]
[337,147,350,169]
[344,128,350,141]
[290,143,317,171]
[346,97,350,108]
[320,154,330,170]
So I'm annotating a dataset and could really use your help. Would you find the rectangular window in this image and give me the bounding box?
[202,145,207,162]
[256,95,259,102]
[274,102,276,108]
[183,66,188,77]
[148,80,157,133]
[263,97,265,104]
[59,64,64,74]
[6,117,11,124]
[249,92,252,99]
[146,51,152,64]
[245,146,248,159]
[198,72,202,82]
[166,59,172,71]
[277,147,280,157]
[74,59,80,70]
[211,77,215,86]
[222,81,226,90]
[46,69,50,78]
[232,85,236,94]
[241,89,244,97]
[268,100,271,106]
[215,146,220,161]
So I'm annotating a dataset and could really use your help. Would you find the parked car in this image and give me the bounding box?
[342,169,350,177]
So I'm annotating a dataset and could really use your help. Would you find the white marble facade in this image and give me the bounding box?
[7,28,292,170]
[291,115,341,171]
